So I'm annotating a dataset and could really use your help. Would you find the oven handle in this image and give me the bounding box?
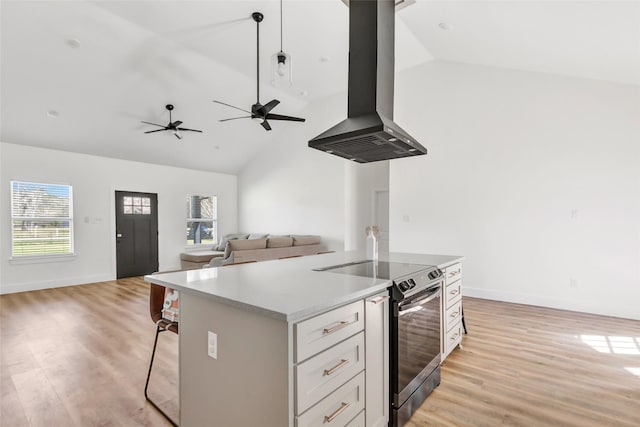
[399,288,441,312]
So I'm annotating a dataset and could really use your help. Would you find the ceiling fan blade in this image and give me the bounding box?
[172,120,183,127]
[219,116,252,122]
[144,128,168,134]
[261,120,272,131]
[213,100,252,114]
[177,128,203,133]
[265,113,306,122]
[262,99,280,114]
[141,121,166,127]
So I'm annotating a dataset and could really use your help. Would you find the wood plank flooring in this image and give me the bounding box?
[407,298,640,427]
[1,279,639,426]
[1,278,177,427]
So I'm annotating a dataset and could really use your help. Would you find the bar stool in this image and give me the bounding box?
[145,283,179,427]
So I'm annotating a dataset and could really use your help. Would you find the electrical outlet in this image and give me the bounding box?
[208,331,217,359]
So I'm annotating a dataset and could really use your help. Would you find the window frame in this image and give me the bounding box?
[185,194,218,250]
[10,180,75,260]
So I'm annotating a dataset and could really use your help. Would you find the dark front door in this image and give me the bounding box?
[115,191,159,279]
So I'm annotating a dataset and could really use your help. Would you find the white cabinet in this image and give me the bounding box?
[295,300,365,362]
[293,292,389,427]
[296,332,365,414]
[442,262,463,361]
[365,292,389,427]
[296,372,366,427]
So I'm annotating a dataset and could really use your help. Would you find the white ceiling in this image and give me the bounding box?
[1,1,638,174]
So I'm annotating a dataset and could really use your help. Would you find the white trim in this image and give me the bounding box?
[9,253,77,264]
[463,286,640,321]
[0,273,113,295]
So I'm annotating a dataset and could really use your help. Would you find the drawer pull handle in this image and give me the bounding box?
[449,289,459,296]
[448,270,460,278]
[450,311,460,319]
[450,333,460,340]
[324,359,349,376]
[370,295,390,304]
[323,320,352,335]
[324,402,350,423]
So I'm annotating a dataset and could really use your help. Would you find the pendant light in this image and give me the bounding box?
[271,0,292,87]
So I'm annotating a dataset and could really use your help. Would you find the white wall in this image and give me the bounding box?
[390,61,640,320]
[237,93,390,252]
[0,142,237,293]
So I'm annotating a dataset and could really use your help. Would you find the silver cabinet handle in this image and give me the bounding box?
[324,359,349,376]
[369,295,390,304]
[450,333,460,340]
[448,269,461,278]
[449,289,459,296]
[324,402,350,423]
[116,233,123,238]
[323,320,352,335]
[450,310,460,319]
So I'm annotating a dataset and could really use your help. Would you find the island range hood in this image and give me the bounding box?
[308,0,427,163]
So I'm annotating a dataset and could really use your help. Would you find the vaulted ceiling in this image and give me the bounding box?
[2,1,638,174]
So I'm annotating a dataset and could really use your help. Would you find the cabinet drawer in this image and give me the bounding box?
[445,323,463,356]
[295,300,364,362]
[445,300,463,333]
[344,410,365,427]
[444,263,462,285]
[295,372,365,427]
[445,280,462,309]
[296,332,365,414]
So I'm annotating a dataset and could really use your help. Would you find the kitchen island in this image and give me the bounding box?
[145,251,463,427]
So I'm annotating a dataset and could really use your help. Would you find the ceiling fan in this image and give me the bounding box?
[141,104,203,139]
[213,12,305,131]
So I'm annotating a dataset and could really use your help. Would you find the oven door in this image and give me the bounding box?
[391,283,442,407]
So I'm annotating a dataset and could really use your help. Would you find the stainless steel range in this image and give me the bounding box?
[314,260,444,427]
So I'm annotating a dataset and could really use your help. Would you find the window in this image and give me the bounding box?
[122,196,151,215]
[11,181,74,257]
[186,195,217,247]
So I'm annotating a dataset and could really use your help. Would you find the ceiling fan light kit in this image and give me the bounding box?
[141,104,203,140]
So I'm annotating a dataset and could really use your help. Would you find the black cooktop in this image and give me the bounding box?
[315,260,433,281]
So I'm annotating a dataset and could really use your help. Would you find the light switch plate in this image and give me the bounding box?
[208,331,217,359]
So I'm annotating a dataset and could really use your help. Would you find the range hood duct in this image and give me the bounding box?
[308,0,427,163]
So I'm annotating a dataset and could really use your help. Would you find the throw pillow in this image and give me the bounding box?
[248,233,268,240]
[216,233,250,251]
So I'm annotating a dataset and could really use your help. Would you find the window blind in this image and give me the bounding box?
[11,181,74,257]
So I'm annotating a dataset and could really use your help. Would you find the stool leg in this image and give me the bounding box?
[145,325,179,427]
[461,304,468,334]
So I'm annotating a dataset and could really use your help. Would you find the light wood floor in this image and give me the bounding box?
[1,279,639,426]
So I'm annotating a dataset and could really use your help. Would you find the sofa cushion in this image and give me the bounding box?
[216,233,250,251]
[180,250,224,262]
[292,235,321,246]
[267,236,294,248]
[228,238,268,251]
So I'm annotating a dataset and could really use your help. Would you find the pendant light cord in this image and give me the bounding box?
[256,17,260,103]
[280,0,283,52]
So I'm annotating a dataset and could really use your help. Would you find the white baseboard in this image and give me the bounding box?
[463,286,639,321]
[0,274,114,295]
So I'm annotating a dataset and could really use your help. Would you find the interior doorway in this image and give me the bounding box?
[115,191,159,278]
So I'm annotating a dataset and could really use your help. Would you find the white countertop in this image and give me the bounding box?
[145,251,464,322]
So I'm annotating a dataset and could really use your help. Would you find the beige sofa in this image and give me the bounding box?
[205,234,327,268]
